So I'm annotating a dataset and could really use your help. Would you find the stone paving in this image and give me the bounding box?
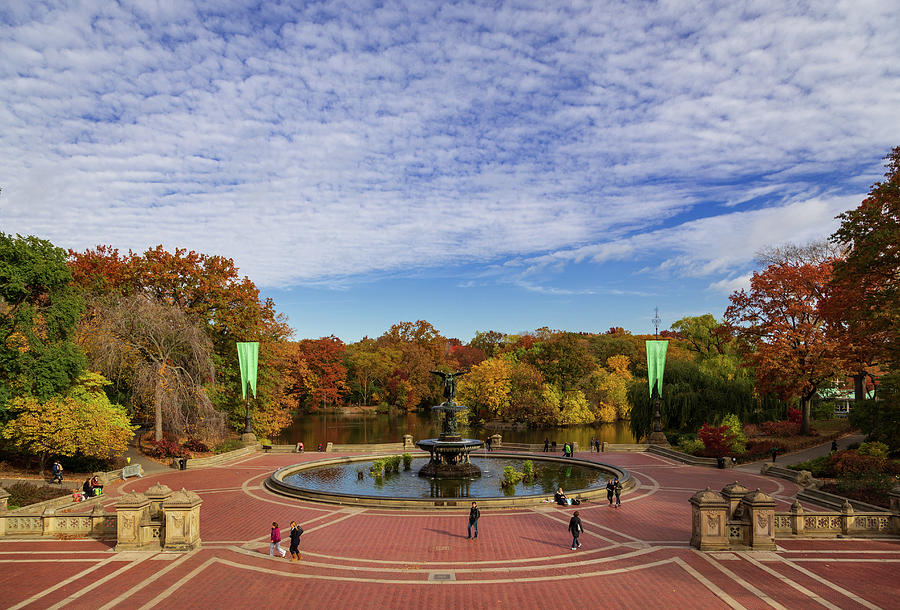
[3,450,898,609]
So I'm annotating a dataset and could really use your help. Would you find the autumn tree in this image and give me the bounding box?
[524,333,595,392]
[828,146,900,397]
[80,294,223,442]
[1,372,135,472]
[456,358,512,423]
[294,336,348,408]
[344,338,395,406]
[725,257,845,434]
[1,234,85,417]
[469,330,505,358]
[376,321,447,410]
[69,245,294,434]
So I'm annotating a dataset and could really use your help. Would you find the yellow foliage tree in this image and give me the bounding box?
[558,390,595,425]
[457,358,512,423]
[2,372,136,472]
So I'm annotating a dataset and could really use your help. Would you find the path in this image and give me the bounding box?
[2,450,897,609]
[735,432,866,473]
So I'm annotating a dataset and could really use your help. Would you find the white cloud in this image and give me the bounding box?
[0,1,897,291]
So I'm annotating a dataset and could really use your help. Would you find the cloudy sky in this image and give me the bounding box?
[2,1,898,341]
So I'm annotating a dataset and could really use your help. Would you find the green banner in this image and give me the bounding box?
[237,342,259,399]
[646,340,669,397]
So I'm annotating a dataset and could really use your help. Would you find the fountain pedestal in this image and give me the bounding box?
[416,401,483,478]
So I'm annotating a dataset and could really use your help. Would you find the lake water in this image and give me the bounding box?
[274,410,637,447]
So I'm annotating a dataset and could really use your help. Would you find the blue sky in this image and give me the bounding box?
[2,1,899,342]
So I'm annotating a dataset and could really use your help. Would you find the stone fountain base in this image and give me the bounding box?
[415,438,483,478]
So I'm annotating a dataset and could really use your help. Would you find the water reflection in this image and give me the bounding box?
[275,410,637,446]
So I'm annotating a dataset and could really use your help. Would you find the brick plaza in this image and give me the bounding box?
[3,450,898,609]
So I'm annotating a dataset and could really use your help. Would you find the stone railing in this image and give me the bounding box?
[0,503,116,539]
[170,445,257,469]
[648,445,724,468]
[690,482,900,551]
[759,463,817,488]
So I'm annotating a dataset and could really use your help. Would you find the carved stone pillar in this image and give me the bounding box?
[840,500,854,535]
[90,504,107,537]
[0,487,9,512]
[740,489,776,550]
[161,489,202,551]
[42,508,56,537]
[144,483,173,519]
[490,434,502,448]
[789,500,805,535]
[115,492,151,551]
[720,482,750,520]
[689,488,729,551]
[403,434,414,450]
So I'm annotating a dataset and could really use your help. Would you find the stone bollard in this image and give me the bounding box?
[689,488,730,551]
[325,442,334,452]
[144,483,173,518]
[403,434,414,450]
[162,489,202,551]
[840,499,854,535]
[0,487,9,512]
[115,492,151,551]
[789,500,805,535]
[720,482,750,520]
[490,434,502,448]
[740,489,776,550]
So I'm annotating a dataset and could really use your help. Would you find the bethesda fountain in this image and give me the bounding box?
[415,370,483,478]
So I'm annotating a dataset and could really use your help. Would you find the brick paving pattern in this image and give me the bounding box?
[2,450,898,609]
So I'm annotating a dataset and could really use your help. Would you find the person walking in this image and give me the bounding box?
[288,521,303,561]
[269,522,287,558]
[544,438,550,452]
[613,477,622,508]
[51,460,63,484]
[486,437,492,452]
[568,511,583,550]
[606,478,615,506]
[595,439,601,453]
[590,438,595,452]
[770,446,778,463]
[467,501,480,539]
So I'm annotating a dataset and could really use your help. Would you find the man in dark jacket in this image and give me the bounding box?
[568,511,583,550]
[467,501,480,539]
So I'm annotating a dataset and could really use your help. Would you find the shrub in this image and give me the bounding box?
[787,455,831,478]
[369,459,385,477]
[787,407,802,424]
[676,438,705,455]
[858,441,890,459]
[182,439,210,453]
[721,413,747,453]
[6,482,69,508]
[821,475,894,509]
[827,450,886,477]
[146,439,187,459]
[522,460,534,476]
[501,465,523,487]
[759,420,802,437]
[215,438,244,454]
[389,455,401,472]
[698,424,733,457]
[402,453,412,470]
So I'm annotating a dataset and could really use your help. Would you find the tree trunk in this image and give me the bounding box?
[853,372,865,402]
[155,381,164,441]
[800,396,811,435]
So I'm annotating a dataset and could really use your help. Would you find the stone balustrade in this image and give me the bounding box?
[691,483,900,551]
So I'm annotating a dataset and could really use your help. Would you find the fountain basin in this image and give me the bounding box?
[265,453,632,509]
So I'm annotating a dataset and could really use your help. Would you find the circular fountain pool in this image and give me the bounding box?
[266,452,631,509]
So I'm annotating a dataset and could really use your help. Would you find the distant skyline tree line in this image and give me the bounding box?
[1,147,897,465]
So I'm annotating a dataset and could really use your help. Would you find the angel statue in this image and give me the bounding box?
[430,370,467,402]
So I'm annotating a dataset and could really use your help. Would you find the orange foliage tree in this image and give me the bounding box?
[725,259,845,434]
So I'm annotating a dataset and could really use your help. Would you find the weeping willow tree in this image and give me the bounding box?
[628,358,787,440]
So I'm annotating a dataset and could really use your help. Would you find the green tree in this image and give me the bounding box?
[0,233,85,418]
[524,333,595,392]
[1,372,135,472]
[670,314,730,358]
